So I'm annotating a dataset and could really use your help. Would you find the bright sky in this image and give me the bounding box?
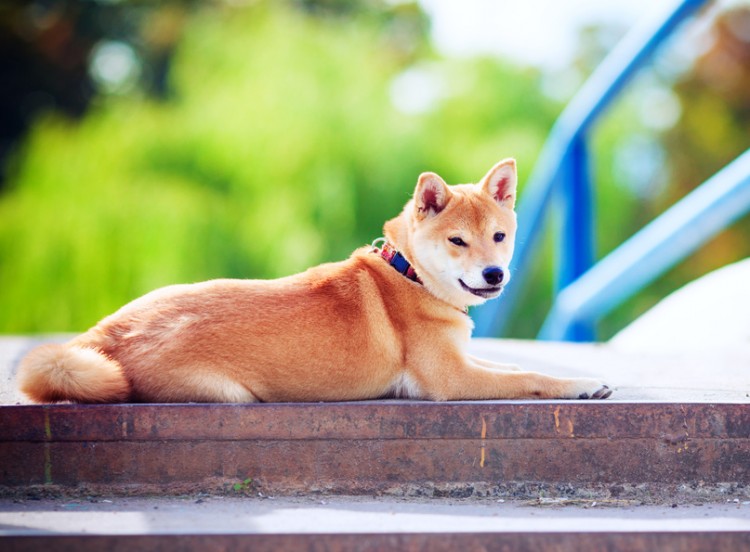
[417,0,736,69]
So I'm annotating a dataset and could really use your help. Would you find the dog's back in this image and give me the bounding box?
[19,253,435,403]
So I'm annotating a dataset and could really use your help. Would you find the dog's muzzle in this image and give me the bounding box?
[458,279,503,298]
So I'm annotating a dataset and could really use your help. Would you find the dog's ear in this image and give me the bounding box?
[481,158,517,209]
[414,172,452,220]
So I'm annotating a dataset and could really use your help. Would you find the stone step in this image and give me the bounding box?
[3,337,750,549]
[3,336,750,500]
[1,401,749,498]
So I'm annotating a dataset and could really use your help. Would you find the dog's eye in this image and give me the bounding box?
[493,232,506,243]
[448,237,467,247]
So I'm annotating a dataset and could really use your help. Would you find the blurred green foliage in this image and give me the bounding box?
[0,2,558,333]
[0,1,747,338]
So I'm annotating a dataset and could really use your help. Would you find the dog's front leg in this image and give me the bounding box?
[413,351,611,401]
[468,354,521,372]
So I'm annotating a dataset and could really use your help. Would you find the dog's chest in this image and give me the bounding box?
[385,372,422,399]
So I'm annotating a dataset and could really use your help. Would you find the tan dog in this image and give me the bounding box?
[18,159,611,403]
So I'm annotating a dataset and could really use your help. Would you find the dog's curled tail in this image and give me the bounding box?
[18,344,130,403]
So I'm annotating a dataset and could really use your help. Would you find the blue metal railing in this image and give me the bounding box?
[540,148,750,340]
[471,0,749,340]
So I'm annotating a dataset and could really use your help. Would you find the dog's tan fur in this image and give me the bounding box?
[18,159,611,403]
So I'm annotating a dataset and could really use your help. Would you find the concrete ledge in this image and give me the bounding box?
[1,402,749,497]
[2,335,750,500]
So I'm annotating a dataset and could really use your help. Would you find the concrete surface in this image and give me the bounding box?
[2,496,750,536]
[3,335,750,404]
[612,258,750,353]
[470,338,750,402]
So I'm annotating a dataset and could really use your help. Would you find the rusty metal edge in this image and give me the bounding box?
[1,402,748,442]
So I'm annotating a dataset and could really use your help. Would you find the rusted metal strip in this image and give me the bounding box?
[1,402,749,441]
[3,435,747,489]
[1,402,749,492]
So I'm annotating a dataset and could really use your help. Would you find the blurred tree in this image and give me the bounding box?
[0,0,192,187]
[0,1,557,332]
[633,6,750,333]
[664,6,750,205]
[516,6,750,339]
[4,1,744,339]
[0,1,93,186]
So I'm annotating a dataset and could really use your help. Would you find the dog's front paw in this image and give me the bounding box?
[578,385,612,400]
[568,378,612,400]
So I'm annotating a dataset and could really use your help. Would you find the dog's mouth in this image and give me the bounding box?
[459,279,503,298]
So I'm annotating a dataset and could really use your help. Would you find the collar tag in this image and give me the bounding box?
[371,238,421,284]
[390,252,410,275]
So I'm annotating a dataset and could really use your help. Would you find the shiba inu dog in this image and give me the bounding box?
[18,159,611,403]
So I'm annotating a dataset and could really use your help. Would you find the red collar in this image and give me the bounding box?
[371,238,470,316]
[371,239,422,284]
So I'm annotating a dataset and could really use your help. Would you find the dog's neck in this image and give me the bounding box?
[372,239,421,284]
[381,208,475,315]
[372,236,470,316]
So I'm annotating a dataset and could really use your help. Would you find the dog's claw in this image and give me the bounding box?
[592,385,612,400]
[578,385,612,400]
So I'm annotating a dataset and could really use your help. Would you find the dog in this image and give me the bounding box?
[18,159,611,403]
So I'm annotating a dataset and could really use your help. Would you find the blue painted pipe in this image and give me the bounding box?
[472,0,709,337]
[539,148,750,340]
[556,135,596,341]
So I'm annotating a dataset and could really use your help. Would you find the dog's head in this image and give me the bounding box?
[405,158,518,308]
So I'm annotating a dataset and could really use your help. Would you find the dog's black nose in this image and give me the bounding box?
[482,266,504,286]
